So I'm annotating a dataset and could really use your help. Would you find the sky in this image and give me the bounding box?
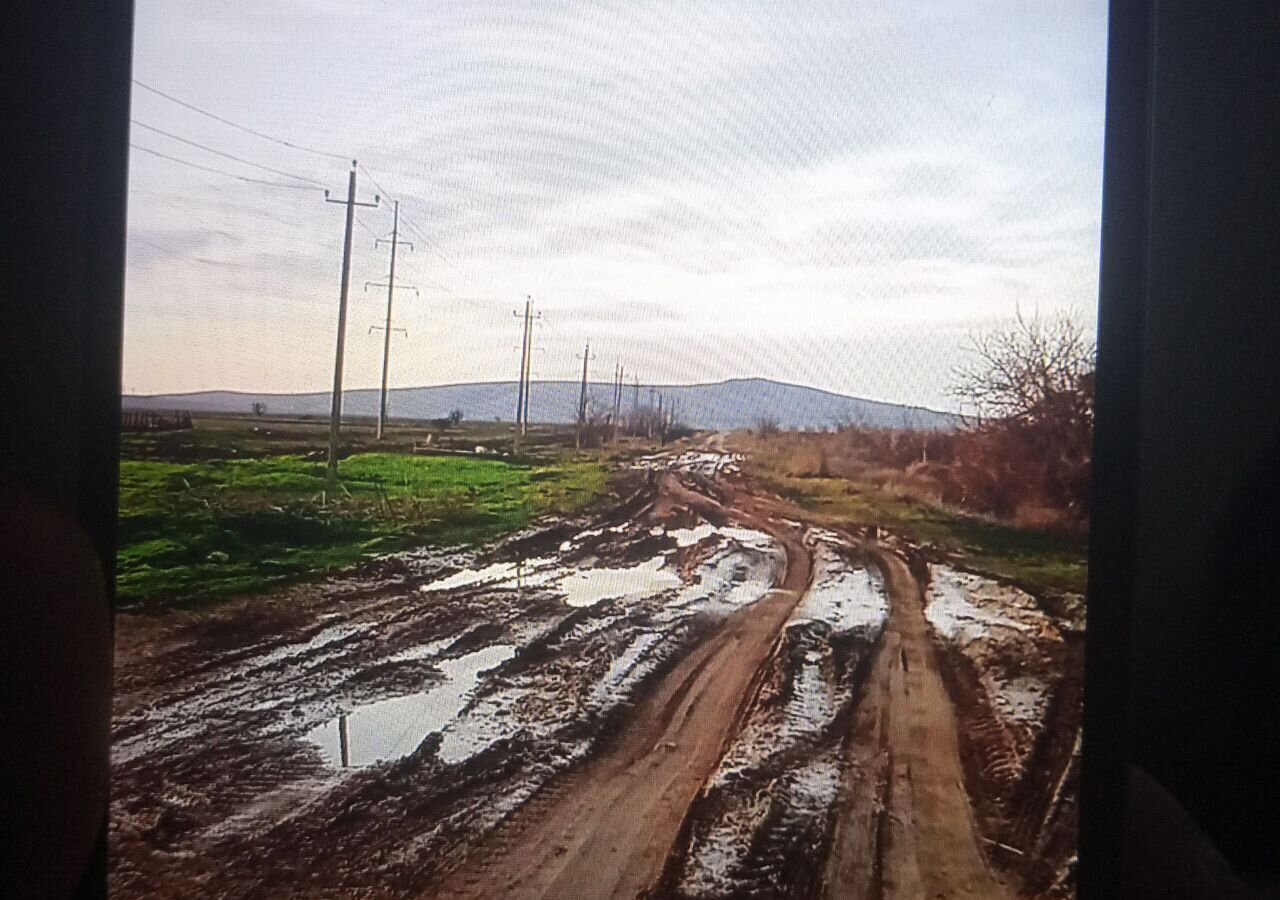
[124,0,1107,413]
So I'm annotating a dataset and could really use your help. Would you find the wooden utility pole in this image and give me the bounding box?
[324,162,379,483]
[371,201,413,440]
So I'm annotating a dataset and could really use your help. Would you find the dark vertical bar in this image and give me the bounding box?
[1079,1,1152,895]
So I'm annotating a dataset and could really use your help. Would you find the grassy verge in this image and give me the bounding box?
[761,474,1086,595]
[117,452,607,608]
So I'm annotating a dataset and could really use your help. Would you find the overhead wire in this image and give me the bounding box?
[397,212,466,272]
[130,144,320,191]
[132,120,327,187]
[357,164,394,203]
[131,84,510,319]
[355,216,382,241]
[132,79,351,162]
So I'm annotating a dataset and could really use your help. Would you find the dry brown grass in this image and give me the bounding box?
[736,424,1088,534]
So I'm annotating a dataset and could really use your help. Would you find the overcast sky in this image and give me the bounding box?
[124,0,1107,412]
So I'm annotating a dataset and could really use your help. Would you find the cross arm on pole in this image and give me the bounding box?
[376,237,414,250]
[325,191,380,209]
[364,281,419,295]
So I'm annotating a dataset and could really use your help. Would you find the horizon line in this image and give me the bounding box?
[124,375,958,417]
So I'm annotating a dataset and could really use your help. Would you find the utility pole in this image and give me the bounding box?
[338,713,351,768]
[370,200,413,440]
[513,297,538,452]
[612,362,623,442]
[324,162,379,484]
[576,342,594,450]
[514,300,530,434]
[522,300,537,434]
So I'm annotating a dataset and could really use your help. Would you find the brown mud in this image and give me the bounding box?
[111,446,1079,899]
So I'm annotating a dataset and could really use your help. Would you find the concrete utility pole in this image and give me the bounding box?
[324,162,379,483]
[514,301,530,434]
[513,297,538,452]
[338,713,351,768]
[612,362,623,442]
[521,309,537,433]
[522,300,537,434]
[576,342,594,450]
[370,200,413,440]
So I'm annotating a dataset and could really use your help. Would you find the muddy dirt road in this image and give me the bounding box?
[434,484,812,900]
[824,548,1012,900]
[111,447,1079,899]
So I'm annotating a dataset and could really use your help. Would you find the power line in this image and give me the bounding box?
[398,212,471,275]
[399,213,456,260]
[130,143,319,191]
[130,236,170,254]
[132,120,327,187]
[398,217,477,291]
[357,164,394,203]
[132,79,350,161]
[355,216,381,240]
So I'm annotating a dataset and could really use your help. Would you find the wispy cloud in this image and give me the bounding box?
[123,0,1106,409]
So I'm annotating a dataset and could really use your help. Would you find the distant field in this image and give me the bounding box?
[120,413,575,462]
[117,417,609,607]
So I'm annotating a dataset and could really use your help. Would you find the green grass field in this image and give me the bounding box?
[117,452,607,607]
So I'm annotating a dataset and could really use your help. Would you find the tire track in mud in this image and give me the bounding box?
[431,476,815,900]
[651,529,888,900]
[113,447,1052,899]
[825,546,1013,900]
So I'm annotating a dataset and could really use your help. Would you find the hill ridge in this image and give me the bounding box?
[123,377,959,431]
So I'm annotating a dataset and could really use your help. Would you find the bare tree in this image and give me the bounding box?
[952,309,1095,423]
[950,309,1096,520]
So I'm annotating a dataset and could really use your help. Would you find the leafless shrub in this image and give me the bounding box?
[952,309,1095,424]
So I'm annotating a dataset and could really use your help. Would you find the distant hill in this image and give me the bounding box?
[123,378,961,431]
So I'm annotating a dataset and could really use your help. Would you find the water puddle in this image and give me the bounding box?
[304,523,779,769]
[417,559,557,594]
[790,542,888,638]
[560,556,682,607]
[926,565,1037,641]
[307,644,515,768]
[670,523,718,547]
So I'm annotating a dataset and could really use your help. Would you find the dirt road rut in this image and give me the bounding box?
[434,479,814,899]
[111,450,1057,899]
[825,547,1012,900]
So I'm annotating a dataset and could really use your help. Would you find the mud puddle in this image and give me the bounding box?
[308,644,517,768]
[658,530,888,899]
[111,495,786,899]
[631,449,744,477]
[923,564,1082,896]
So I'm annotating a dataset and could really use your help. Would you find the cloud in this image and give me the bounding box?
[124,0,1107,411]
